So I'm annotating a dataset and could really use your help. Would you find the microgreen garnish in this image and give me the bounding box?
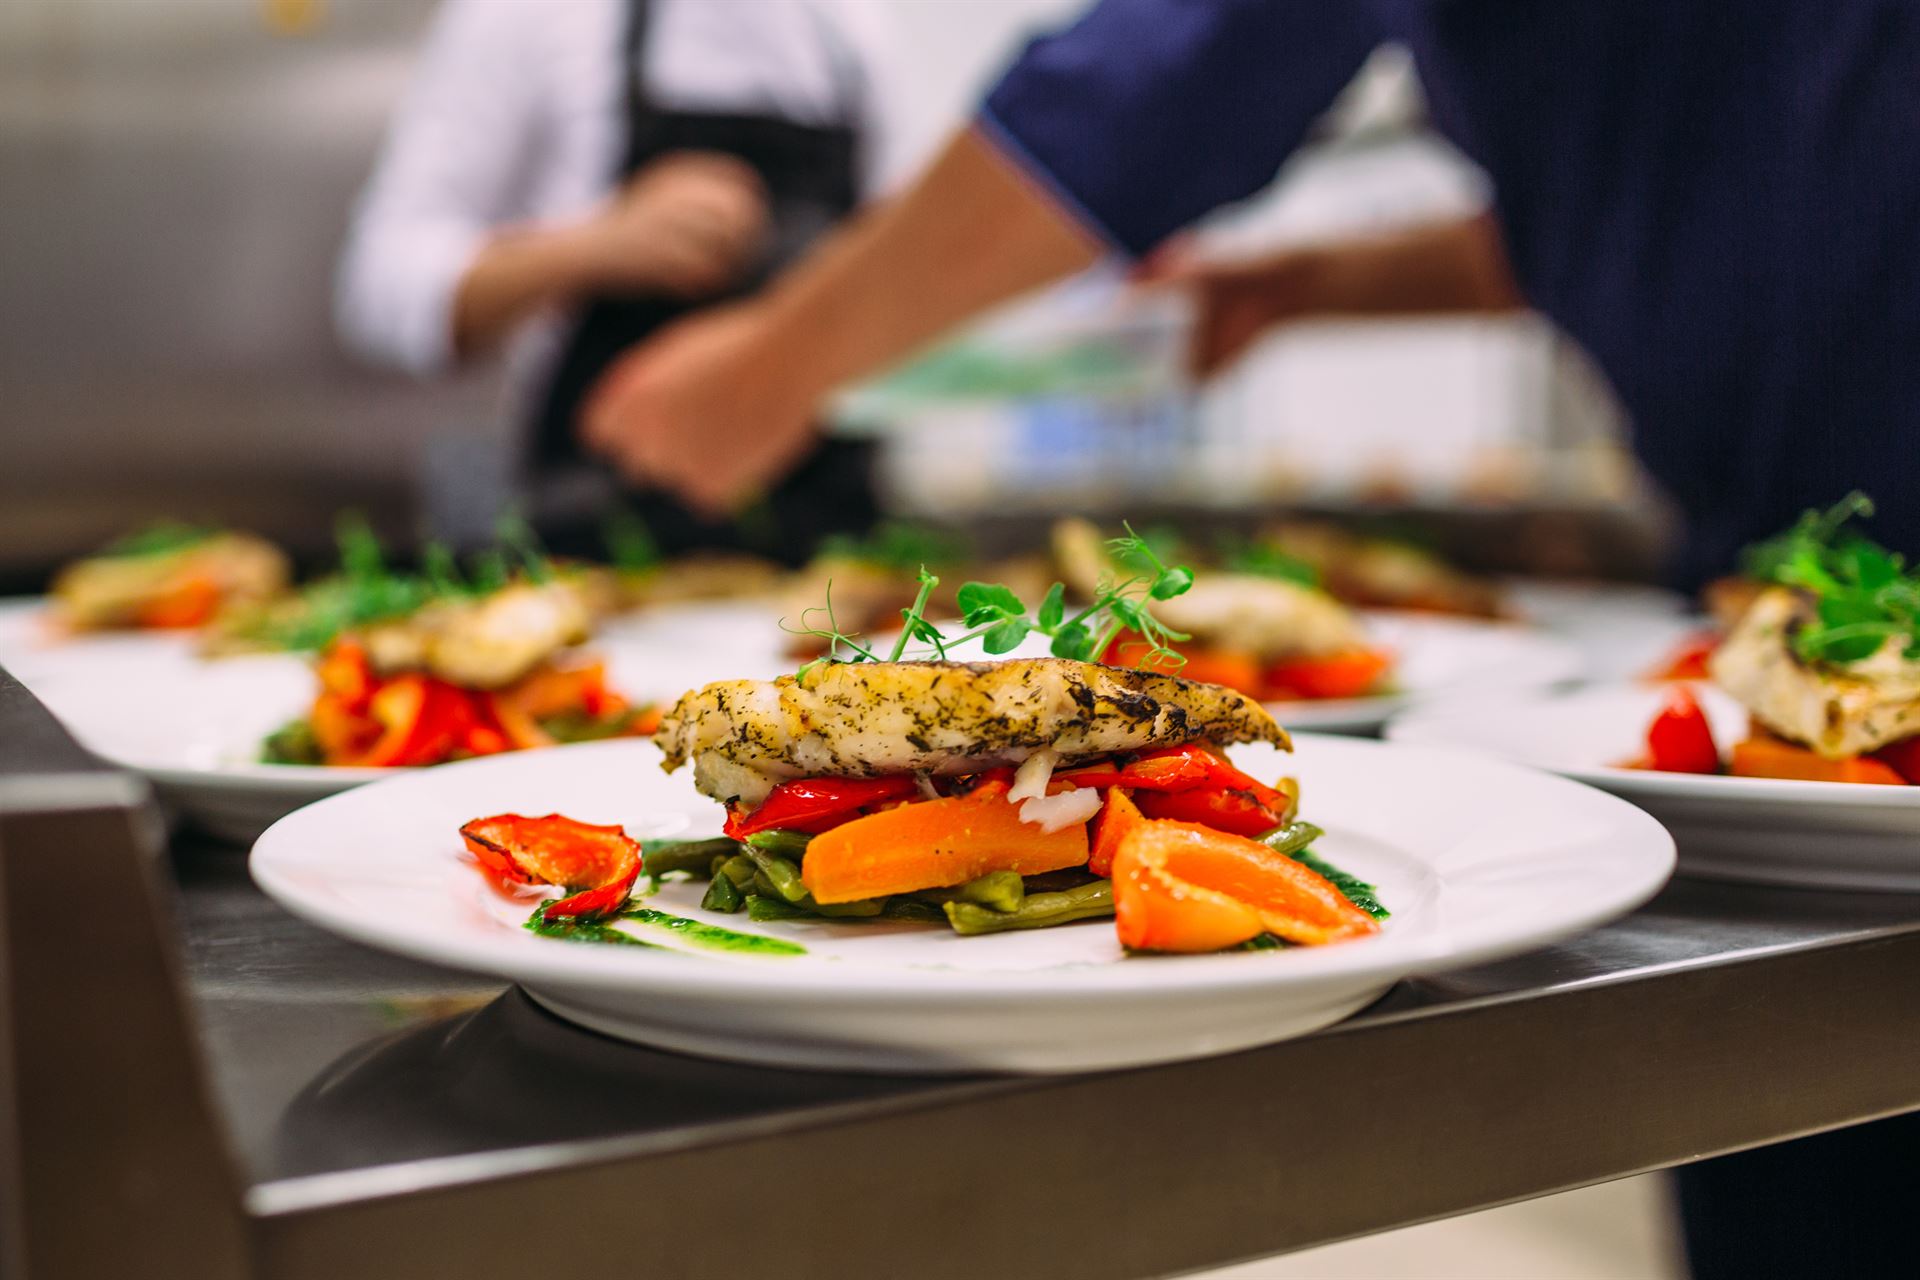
[99,521,217,559]
[226,515,563,653]
[1741,492,1920,665]
[785,525,1195,676]
[1217,537,1320,587]
[602,507,662,574]
[818,520,969,573]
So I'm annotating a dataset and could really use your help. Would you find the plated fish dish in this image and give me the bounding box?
[460,535,1387,956]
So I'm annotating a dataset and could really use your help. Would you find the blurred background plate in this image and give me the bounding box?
[1387,683,1920,892]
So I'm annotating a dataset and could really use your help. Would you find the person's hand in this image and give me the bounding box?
[1137,245,1320,379]
[578,151,769,298]
[579,300,823,515]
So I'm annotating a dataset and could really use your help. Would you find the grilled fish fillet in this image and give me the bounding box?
[1052,518,1365,658]
[53,532,289,630]
[1709,586,1920,757]
[360,581,591,689]
[655,657,1291,806]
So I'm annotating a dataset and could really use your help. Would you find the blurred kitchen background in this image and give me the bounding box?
[0,0,1668,592]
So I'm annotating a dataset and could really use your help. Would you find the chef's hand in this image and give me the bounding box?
[579,300,823,516]
[581,152,769,298]
[1137,245,1319,379]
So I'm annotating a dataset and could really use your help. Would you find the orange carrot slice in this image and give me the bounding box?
[800,791,1089,904]
[1088,788,1144,878]
[1727,736,1906,785]
[1112,820,1381,952]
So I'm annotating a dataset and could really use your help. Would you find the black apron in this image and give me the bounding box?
[527,0,878,564]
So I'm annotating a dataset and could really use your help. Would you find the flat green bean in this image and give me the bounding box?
[912,870,1025,913]
[701,872,745,913]
[743,829,813,862]
[1254,821,1325,859]
[718,853,758,889]
[944,881,1114,935]
[641,838,737,878]
[745,894,885,921]
[742,848,809,903]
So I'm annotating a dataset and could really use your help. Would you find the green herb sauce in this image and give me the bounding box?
[525,900,805,956]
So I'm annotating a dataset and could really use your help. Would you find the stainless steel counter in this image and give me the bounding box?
[8,665,1920,1278]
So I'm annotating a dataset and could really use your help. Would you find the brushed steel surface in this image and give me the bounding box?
[7,662,1920,1277]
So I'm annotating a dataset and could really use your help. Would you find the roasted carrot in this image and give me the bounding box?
[1263,649,1391,701]
[801,791,1089,904]
[1088,788,1145,878]
[1727,736,1906,785]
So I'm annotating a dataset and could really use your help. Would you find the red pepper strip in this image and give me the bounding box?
[1133,786,1286,838]
[316,640,376,714]
[1643,684,1720,774]
[724,775,922,839]
[1873,736,1920,785]
[343,676,477,768]
[1264,649,1392,701]
[1055,745,1274,799]
[460,813,642,919]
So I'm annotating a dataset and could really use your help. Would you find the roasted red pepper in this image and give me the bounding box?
[460,813,642,919]
[1873,736,1920,785]
[345,676,478,768]
[1643,685,1721,774]
[1263,649,1391,701]
[724,775,921,839]
[1133,785,1285,838]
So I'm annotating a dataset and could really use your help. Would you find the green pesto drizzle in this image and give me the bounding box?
[524,900,805,956]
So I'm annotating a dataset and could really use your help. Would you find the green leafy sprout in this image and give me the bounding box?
[817,520,971,574]
[1216,537,1320,587]
[788,524,1194,678]
[1740,492,1920,666]
[233,513,559,653]
[99,521,218,559]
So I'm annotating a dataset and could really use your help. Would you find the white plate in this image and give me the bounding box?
[1388,683,1920,892]
[0,596,199,683]
[251,735,1673,1074]
[16,642,690,844]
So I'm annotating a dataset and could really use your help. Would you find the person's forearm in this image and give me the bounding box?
[748,128,1103,400]
[1292,214,1525,318]
[450,223,601,358]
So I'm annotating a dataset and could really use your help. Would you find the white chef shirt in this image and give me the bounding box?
[335,0,905,380]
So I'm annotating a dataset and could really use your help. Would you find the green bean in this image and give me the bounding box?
[745,894,885,921]
[944,881,1114,935]
[718,854,758,889]
[742,848,809,903]
[701,871,745,913]
[1254,820,1324,859]
[641,838,737,878]
[913,870,1025,913]
[743,829,813,862]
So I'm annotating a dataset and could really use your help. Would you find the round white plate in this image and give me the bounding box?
[0,596,199,683]
[251,735,1672,1074]
[1388,683,1920,892]
[17,642,690,844]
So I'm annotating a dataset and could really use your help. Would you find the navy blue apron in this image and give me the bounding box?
[528,0,878,563]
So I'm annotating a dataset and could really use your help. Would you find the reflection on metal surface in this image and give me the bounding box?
[276,989,965,1183]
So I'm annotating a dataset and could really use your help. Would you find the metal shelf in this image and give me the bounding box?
[7,665,1920,1278]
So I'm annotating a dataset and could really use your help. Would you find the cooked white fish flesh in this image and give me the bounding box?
[1052,518,1365,658]
[654,657,1290,806]
[1709,586,1920,758]
[360,581,591,689]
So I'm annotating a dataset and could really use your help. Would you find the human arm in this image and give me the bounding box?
[334,0,768,371]
[581,0,1385,511]
[1148,213,1526,377]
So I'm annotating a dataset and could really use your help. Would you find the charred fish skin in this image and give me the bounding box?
[1710,586,1920,758]
[653,657,1290,806]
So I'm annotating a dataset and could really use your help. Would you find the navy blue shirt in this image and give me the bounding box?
[984,0,1920,583]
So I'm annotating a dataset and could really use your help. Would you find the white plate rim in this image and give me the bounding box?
[250,735,1674,999]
